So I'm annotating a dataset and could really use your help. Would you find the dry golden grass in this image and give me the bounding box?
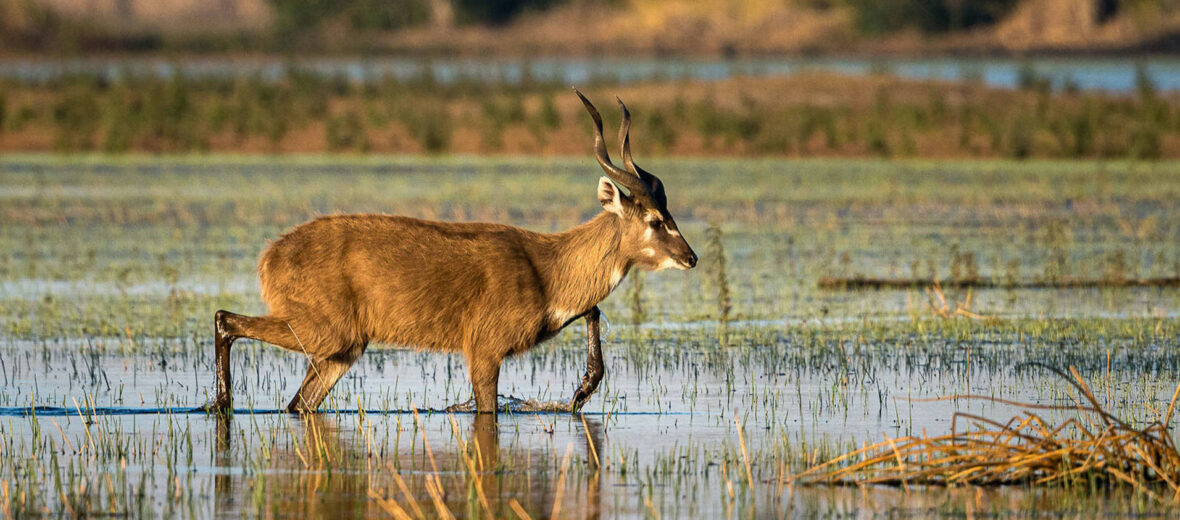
[923,280,995,321]
[791,366,1180,503]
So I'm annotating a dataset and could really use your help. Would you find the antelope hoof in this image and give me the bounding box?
[571,390,591,412]
[570,375,602,411]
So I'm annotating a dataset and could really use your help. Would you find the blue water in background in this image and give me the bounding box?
[1,56,1177,92]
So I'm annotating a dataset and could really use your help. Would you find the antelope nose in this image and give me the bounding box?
[686,253,698,268]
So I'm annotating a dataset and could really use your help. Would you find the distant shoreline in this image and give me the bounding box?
[0,73,1175,159]
[1,54,1178,94]
[3,46,1180,61]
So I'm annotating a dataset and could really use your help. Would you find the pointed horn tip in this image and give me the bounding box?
[573,88,589,104]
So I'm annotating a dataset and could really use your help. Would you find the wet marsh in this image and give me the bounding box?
[3,157,1180,517]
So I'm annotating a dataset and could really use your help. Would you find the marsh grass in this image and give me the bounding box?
[704,223,731,327]
[627,270,645,327]
[923,280,995,321]
[792,367,1180,503]
[2,73,1179,158]
[3,157,1180,516]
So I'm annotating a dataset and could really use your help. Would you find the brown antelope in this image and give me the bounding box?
[207,90,696,414]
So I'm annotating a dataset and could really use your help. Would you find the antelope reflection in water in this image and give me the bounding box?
[212,413,604,518]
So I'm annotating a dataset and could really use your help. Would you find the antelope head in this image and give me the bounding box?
[576,89,698,271]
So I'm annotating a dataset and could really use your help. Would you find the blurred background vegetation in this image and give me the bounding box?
[0,0,1177,158]
[2,0,1178,54]
[1,71,1175,158]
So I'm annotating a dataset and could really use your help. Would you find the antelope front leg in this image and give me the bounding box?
[571,306,605,411]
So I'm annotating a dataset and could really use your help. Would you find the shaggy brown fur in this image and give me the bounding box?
[208,93,696,414]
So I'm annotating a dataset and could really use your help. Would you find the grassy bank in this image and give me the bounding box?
[0,73,1177,158]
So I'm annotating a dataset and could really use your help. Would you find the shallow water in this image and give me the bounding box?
[3,330,1179,517]
[3,157,1180,517]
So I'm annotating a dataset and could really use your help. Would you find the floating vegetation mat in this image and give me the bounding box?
[791,366,1180,503]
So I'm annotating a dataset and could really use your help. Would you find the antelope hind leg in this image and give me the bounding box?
[446,348,504,413]
[471,358,501,414]
[286,348,363,414]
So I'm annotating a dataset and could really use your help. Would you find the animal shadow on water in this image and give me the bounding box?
[210,413,604,518]
[203,90,695,415]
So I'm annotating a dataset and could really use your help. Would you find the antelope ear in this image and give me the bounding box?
[597,177,627,216]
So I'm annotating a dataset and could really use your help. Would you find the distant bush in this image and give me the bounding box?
[348,0,431,31]
[537,94,561,129]
[142,78,203,150]
[0,0,83,51]
[268,0,568,36]
[1006,117,1032,159]
[268,0,431,42]
[52,87,100,151]
[866,120,890,157]
[643,110,677,151]
[401,102,452,154]
[453,0,570,25]
[267,0,332,40]
[845,0,1019,34]
[326,111,368,151]
[1129,122,1162,160]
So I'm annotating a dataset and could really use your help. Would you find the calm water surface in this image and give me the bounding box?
[1,56,1178,92]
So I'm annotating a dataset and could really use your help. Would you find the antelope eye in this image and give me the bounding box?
[648,220,662,230]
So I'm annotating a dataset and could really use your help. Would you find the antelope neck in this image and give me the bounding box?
[539,212,631,319]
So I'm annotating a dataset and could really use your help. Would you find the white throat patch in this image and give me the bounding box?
[549,308,581,327]
[609,268,625,288]
[656,257,689,271]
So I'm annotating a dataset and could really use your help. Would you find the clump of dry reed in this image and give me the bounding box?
[924,279,994,322]
[791,366,1180,503]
